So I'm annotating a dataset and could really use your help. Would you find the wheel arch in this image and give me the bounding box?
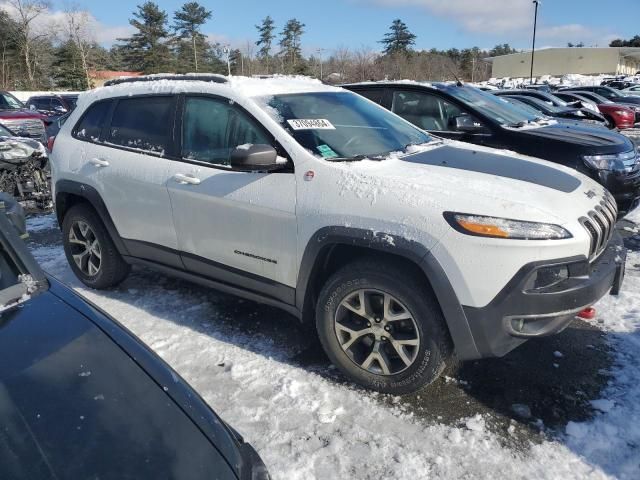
[296,226,481,360]
[55,180,129,256]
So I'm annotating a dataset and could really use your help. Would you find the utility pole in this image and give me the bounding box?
[530,0,540,84]
[316,48,325,80]
[223,46,231,76]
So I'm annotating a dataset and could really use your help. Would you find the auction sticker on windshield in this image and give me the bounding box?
[287,119,336,130]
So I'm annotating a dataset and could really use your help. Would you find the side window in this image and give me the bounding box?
[73,100,111,142]
[391,90,472,132]
[182,96,271,166]
[107,96,174,154]
[50,98,65,111]
[356,89,385,105]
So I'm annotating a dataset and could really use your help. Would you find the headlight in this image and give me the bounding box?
[583,150,637,171]
[444,213,572,240]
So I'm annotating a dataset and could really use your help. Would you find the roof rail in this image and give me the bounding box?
[104,74,228,87]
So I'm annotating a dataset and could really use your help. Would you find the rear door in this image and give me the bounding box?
[166,94,297,294]
[72,95,182,267]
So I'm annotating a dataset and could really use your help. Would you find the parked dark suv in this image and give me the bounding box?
[26,94,78,117]
[344,82,640,214]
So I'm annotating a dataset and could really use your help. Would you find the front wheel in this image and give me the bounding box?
[316,259,451,394]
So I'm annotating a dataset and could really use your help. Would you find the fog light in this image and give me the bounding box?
[512,318,525,333]
[524,265,569,291]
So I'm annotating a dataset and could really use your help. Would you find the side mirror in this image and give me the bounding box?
[54,105,68,113]
[230,144,282,172]
[453,115,484,133]
[28,104,36,111]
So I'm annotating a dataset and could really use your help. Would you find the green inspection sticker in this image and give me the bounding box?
[317,144,338,159]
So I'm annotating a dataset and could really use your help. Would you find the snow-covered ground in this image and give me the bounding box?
[26,213,640,479]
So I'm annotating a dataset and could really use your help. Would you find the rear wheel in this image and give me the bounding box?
[62,203,130,289]
[316,259,451,394]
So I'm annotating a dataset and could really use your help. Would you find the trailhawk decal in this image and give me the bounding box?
[287,119,336,130]
[234,249,278,265]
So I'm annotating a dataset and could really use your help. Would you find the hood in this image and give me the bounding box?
[514,122,633,151]
[0,109,45,120]
[330,141,608,226]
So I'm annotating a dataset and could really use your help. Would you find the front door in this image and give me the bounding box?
[166,95,297,294]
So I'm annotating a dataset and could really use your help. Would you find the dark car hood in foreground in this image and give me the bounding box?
[0,278,244,479]
[514,122,634,152]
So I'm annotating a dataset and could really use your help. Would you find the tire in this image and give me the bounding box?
[316,259,451,395]
[62,203,130,289]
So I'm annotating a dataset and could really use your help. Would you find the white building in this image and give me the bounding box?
[487,47,640,78]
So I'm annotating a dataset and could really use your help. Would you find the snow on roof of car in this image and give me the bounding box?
[82,74,342,104]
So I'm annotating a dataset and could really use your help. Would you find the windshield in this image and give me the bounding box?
[0,92,24,110]
[0,124,11,136]
[447,86,539,126]
[501,97,547,119]
[259,91,431,160]
[519,96,565,113]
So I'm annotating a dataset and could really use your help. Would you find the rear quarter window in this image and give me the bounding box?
[73,100,112,142]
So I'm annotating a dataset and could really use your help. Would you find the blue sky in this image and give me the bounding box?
[47,0,640,52]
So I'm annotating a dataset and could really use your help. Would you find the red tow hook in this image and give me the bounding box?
[577,307,596,320]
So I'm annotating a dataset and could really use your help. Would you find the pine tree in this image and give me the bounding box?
[52,39,88,90]
[172,2,211,72]
[379,19,416,56]
[279,18,305,72]
[255,16,275,72]
[117,1,172,74]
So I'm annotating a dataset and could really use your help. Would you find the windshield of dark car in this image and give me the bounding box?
[501,97,547,119]
[447,86,539,126]
[258,91,432,160]
[0,92,24,110]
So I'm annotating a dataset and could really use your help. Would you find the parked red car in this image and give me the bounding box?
[0,91,48,143]
[555,91,637,130]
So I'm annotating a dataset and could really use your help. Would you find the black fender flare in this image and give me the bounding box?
[296,226,481,360]
[54,179,129,256]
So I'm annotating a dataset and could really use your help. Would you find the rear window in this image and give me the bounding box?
[106,96,174,154]
[73,101,111,142]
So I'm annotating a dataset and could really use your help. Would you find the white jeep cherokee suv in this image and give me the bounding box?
[50,75,626,394]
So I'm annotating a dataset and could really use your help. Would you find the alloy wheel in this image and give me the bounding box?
[68,220,102,277]
[334,289,420,376]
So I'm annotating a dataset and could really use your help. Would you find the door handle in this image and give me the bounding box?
[173,173,201,185]
[90,158,109,167]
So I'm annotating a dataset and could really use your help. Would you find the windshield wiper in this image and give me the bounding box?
[507,121,528,128]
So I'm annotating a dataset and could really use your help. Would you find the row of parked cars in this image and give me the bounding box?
[2,74,639,478]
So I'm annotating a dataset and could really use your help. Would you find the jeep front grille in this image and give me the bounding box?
[580,194,617,261]
[0,118,46,142]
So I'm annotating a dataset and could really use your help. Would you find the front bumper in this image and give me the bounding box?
[461,232,626,359]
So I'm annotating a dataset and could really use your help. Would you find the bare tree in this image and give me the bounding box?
[6,0,50,88]
[63,5,94,88]
[354,46,375,81]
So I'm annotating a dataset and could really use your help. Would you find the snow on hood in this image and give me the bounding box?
[327,139,601,224]
[0,135,47,161]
